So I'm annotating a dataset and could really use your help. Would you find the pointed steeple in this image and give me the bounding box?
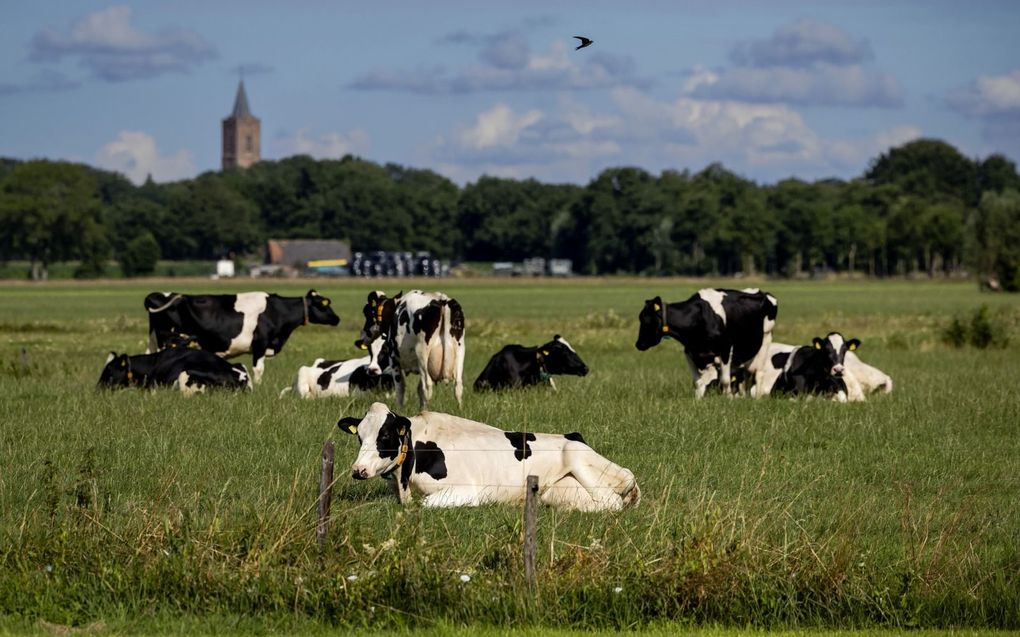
[230,80,253,120]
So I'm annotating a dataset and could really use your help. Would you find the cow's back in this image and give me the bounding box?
[717,288,778,370]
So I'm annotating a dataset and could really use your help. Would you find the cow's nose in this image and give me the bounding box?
[579,366,589,376]
[367,367,381,377]
[351,467,368,480]
[832,365,845,377]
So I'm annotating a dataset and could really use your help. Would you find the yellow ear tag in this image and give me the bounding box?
[814,341,822,350]
[120,360,127,367]
[849,342,857,351]
[322,299,330,306]
[542,350,550,356]
[359,342,368,350]
[653,303,661,311]
[398,426,407,436]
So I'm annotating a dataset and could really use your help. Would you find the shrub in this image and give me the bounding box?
[942,305,1010,348]
[120,232,160,277]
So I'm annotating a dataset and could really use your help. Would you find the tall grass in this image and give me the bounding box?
[1,279,1018,631]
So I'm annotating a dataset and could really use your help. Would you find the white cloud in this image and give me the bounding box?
[428,91,924,184]
[95,131,195,184]
[30,5,215,82]
[686,63,901,108]
[457,104,543,150]
[947,68,1020,117]
[731,18,872,68]
[275,128,371,159]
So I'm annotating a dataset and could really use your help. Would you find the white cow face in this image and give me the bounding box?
[365,334,396,377]
[811,332,861,377]
[337,402,411,480]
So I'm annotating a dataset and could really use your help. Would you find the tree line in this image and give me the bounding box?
[1,139,1019,289]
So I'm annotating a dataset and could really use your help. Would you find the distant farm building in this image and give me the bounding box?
[253,239,352,277]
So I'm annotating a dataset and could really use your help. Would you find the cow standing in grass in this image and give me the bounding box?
[145,289,340,385]
[635,288,778,397]
[357,290,465,409]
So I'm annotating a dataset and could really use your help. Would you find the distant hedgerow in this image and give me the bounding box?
[942,305,1010,348]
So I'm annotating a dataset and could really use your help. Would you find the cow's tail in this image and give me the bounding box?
[440,299,465,381]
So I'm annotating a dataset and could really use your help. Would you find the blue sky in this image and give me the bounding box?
[1,1,1018,186]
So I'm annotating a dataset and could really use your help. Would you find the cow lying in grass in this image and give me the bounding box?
[753,340,892,401]
[337,402,640,511]
[473,335,589,391]
[281,336,396,399]
[98,348,250,394]
[769,332,862,401]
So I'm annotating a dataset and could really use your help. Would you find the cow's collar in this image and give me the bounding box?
[381,429,411,479]
[660,303,672,340]
[535,351,551,381]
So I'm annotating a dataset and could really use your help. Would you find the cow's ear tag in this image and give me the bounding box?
[848,340,859,351]
[814,340,822,350]
[120,359,127,368]
[398,426,407,436]
[653,303,661,311]
[370,300,377,307]
[337,417,360,435]
[542,350,550,356]
[359,342,368,351]
[322,299,330,306]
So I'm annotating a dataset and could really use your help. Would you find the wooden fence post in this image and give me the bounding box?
[523,474,539,586]
[316,441,335,546]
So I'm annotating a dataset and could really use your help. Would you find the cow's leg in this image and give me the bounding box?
[562,442,635,511]
[395,369,407,407]
[453,339,465,407]
[748,333,773,398]
[147,330,158,354]
[418,373,433,410]
[718,353,733,396]
[251,343,268,385]
[693,366,717,398]
[420,488,480,508]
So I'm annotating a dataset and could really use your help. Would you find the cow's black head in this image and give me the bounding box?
[357,290,402,346]
[164,334,200,350]
[365,333,397,377]
[306,290,341,326]
[97,352,133,388]
[811,332,861,377]
[635,296,667,351]
[538,335,589,377]
[337,402,411,480]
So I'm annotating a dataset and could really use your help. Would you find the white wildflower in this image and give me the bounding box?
[613,586,623,594]
[459,574,471,583]
[347,574,358,582]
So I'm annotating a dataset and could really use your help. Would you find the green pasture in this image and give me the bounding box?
[0,278,1018,633]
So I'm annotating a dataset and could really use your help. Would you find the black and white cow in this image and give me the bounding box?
[758,337,891,401]
[144,289,340,384]
[281,336,397,399]
[337,402,640,511]
[770,332,860,401]
[98,348,251,394]
[635,288,778,397]
[357,290,465,409]
[473,335,589,391]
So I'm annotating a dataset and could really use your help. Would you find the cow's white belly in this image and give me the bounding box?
[220,293,268,358]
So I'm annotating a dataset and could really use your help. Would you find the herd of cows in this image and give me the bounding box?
[96,286,892,511]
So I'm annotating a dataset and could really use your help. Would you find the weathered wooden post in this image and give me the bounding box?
[523,474,539,586]
[316,441,335,546]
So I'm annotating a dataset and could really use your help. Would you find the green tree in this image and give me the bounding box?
[120,232,161,277]
[967,189,1020,291]
[0,160,106,280]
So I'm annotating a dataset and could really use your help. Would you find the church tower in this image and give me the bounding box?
[222,80,260,170]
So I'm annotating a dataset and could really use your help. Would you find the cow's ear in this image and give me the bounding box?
[105,352,116,365]
[395,415,411,437]
[554,334,562,340]
[337,417,361,435]
[847,338,861,351]
[812,338,823,350]
[307,289,319,298]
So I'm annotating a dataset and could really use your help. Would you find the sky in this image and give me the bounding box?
[1,1,1018,187]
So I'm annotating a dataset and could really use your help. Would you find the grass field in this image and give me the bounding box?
[1,278,1018,633]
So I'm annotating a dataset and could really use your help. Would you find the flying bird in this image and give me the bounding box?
[573,36,593,50]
